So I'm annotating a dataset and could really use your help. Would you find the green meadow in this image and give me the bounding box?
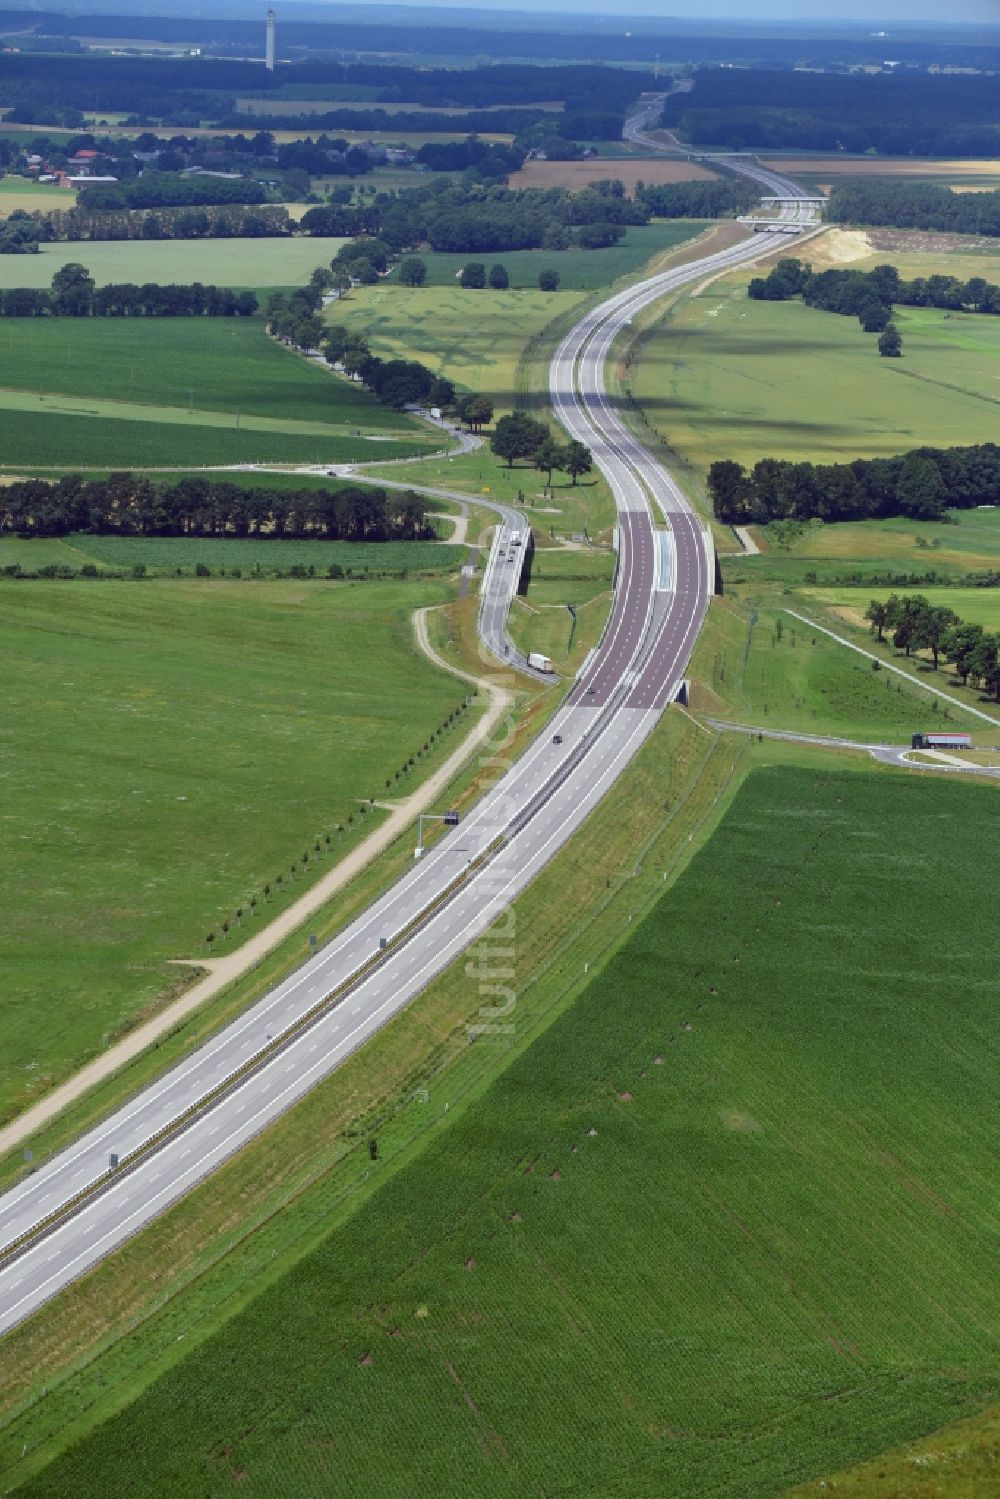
[1,533,464,576]
[0,579,461,1126]
[807,584,1000,634]
[11,768,999,1498]
[0,237,346,289]
[0,317,418,431]
[0,317,432,467]
[631,271,1000,477]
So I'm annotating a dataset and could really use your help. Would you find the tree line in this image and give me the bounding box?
[709,442,1000,526]
[305,177,647,256]
[0,204,293,246]
[78,171,267,212]
[635,180,758,219]
[660,68,1000,156]
[750,257,1000,319]
[826,180,1000,240]
[0,474,433,542]
[864,593,1000,700]
[0,263,257,318]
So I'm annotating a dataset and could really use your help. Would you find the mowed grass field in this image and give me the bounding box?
[738,508,1000,587]
[0,579,460,1127]
[632,270,1000,474]
[0,236,345,289]
[13,768,1000,1498]
[0,317,432,467]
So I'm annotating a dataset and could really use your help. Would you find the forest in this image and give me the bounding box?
[826,180,1000,239]
[709,443,1000,526]
[661,68,1000,156]
[0,474,432,542]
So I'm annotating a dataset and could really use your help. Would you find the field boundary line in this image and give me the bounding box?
[783,608,1000,726]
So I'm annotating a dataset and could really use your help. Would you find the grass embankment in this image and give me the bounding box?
[689,593,992,741]
[0,237,346,289]
[627,268,1000,495]
[0,579,463,1127]
[507,546,615,669]
[8,768,999,1498]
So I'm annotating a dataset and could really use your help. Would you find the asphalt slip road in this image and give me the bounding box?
[0,157,816,1334]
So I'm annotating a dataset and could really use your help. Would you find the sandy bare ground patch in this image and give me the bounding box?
[508,157,715,196]
[0,606,513,1156]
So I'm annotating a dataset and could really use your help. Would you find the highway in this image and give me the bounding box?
[0,138,816,1334]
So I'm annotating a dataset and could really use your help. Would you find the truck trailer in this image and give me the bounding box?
[911,732,973,750]
[528,652,554,673]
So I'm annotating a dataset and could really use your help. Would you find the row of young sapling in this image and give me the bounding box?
[204,698,474,951]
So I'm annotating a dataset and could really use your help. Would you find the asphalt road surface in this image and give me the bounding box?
[0,148,815,1334]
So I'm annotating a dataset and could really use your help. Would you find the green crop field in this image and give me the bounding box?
[0,404,425,469]
[0,316,434,467]
[23,533,464,575]
[0,578,462,1127]
[0,317,414,431]
[11,768,999,1498]
[0,237,345,289]
[631,270,1000,477]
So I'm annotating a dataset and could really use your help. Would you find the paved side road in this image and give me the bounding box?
[706,719,1000,777]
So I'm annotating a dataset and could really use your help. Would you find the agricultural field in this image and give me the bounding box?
[772,155,1000,187]
[0,236,345,290]
[383,222,708,291]
[0,317,413,431]
[0,403,425,469]
[0,316,433,468]
[508,157,716,194]
[630,269,1000,481]
[10,767,1000,1498]
[0,177,75,216]
[804,226,1000,281]
[0,577,462,1127]
[0,533,464,576]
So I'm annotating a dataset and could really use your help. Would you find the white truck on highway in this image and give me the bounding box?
[528,652,554,673]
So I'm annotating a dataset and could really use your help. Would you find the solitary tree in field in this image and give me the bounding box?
[460,262,486,289]
[398,256,427,287]
[538,268,560,292]
[859,300,891,333]
[457,394,493,431]
[562,439,593,486]
[878,324,903,357]
[488,263,509,290]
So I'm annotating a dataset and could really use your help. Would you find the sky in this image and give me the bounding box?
[376,0,998,19]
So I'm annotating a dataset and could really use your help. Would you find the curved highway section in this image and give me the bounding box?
[0,142,816,1334]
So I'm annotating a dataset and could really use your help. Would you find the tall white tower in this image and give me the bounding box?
[265,8,276,71]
